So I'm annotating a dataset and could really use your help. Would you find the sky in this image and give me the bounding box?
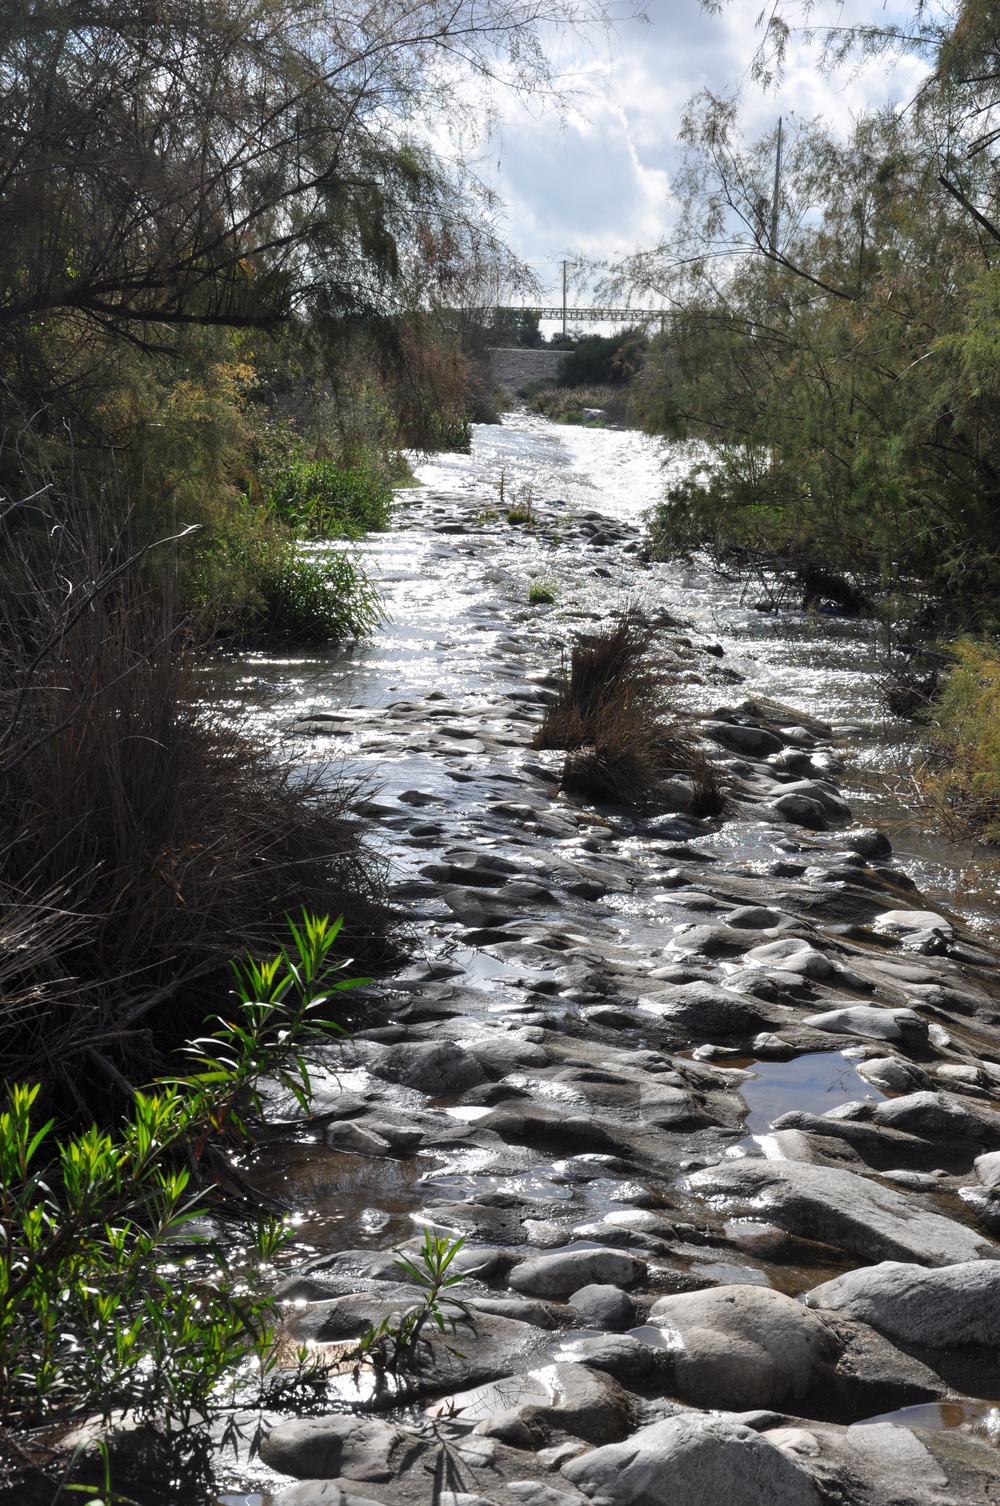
[478,0,937,319]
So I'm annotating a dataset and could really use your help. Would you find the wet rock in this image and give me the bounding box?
[844,827,892,857]
[805,1259,1000,1347]
[465,1033,550,1072]
[561,1412,822,1505]
[509,1248,647,1299]
[644,1286,838,1410]
[466,1297,557,1329]
[260,1416,414,1482]
[644,982,768,1036]
[688,1159,998,1265]
[369,1040,487,1094]
[751,1032,796,1058]
[764,1419,953,1506]
[855,1056,932,1094]
[744,939,834,979]
[518,1361,635,1445]
[476,1106,627,1158]
[324,1121,394,1155]
[703,721,787,758]
[725,905,787,929]
[669,924,768,957]
[770,793,828,830]
[763,1111,959,1175]
[559,1332,659,1382]
[975,1149,1000,1188]
[270,1484,390,1506]
[567,1283,636,1331]
[773,779,852,823]
[803,1005,922,1042]
[872,1090,1000,1146]
[876,908,955,938]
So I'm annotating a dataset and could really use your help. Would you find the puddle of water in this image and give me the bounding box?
[249,1144,425,1252]
[737,1052,885,1134]
[852,1400,1000,1447]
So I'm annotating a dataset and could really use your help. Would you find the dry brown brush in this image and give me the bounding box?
[0,496,396,1121]
[533,612,730,815]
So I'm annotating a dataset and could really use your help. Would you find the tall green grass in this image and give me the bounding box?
[266,456,393,537]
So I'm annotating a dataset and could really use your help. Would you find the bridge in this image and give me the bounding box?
[494,305,663,328]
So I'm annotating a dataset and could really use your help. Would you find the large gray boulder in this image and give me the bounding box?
[643,981,767,1036]
[367,1040,486,1094]
[509,1248,646,1299]
[764,1420,954,1506]
[773,779,851,823]
[702,721,786,758]
[260,1417,413,1482]
[687,1159,997,1266]
[645,1285,837,1410]
[872,1090,1000,1146]
[805,1259,1000,1347]
[803,1005,919,1042]
[561,1412,822,1505]
[568,1283,636,1331]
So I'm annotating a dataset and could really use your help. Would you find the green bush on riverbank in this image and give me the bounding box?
[921,640,1000,842]
[0,915,357,1493]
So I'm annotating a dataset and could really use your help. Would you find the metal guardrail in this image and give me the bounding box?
[496,306,662,323]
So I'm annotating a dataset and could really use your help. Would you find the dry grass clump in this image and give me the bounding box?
[0,509,395,1120]
[533,612,730,815]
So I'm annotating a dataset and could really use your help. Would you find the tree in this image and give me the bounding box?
[0,0,619,347]
[604,5,1000,621]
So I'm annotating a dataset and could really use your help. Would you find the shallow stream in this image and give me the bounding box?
[198,412,1000,1502]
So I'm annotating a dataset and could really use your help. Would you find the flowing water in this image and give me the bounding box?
[203,410,999,929]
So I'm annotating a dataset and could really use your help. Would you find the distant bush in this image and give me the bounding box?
[555,329,647,389]
[528,384,630,426]
[529,579,557,603]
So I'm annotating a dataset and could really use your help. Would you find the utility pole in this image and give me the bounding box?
[562,259,568,339]
[769,117,783,255]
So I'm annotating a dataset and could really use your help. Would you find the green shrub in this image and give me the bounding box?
[355,1230,471,1385]
[258,545,383,644]
[266,456,393,537]
[0,914,360,1439]
[529,579,557,604]
[528,384,628,426]
[921,639,1000,841]
[555,329,647,388]
[186,501,382,646]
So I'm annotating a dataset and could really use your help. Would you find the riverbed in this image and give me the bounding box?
[202,412,1000,1506]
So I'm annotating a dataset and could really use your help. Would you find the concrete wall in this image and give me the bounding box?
[488,347,563,397]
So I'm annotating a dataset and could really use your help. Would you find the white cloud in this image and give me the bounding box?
[478,0,935,300]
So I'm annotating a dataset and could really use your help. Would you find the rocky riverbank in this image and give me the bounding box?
[234,465,1000,1506]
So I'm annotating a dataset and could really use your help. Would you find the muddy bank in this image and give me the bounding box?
[196,451,1000,1506]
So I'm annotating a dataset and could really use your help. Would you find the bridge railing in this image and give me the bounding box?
[481,306,663,324]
